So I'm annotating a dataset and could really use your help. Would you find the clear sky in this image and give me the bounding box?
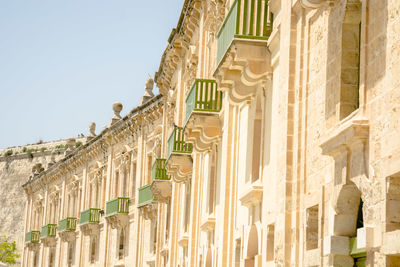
[0,0,185,149]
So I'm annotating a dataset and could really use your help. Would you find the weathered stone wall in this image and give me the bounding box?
[0,138,85,266]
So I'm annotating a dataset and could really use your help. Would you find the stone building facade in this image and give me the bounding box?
[21,0,400,266]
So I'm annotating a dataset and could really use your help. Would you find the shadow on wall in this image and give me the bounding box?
[325,0,388,123]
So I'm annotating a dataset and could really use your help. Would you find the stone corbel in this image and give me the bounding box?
[105,214,129,229]
[150,181,172,203]
[184,116,222,153]
[215,41,272,105]
[80,223,101,236]
[59,231,77,242]
[167,157,192,184]
[139,203,157,220]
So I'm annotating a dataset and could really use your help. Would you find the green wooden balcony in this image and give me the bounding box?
[185,79,222,124]
[138,184,156,207]
[152,159,170,181]
[58,217,77,233]
[26,231,40,243]
[217,0,273,65]
[40,224,57,239]
[167,126,192,160]
[105,197,129,217]
[80,208,101,225]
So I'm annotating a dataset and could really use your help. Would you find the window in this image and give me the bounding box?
[49,249,55,267]
[208,152,217,214]
[131,162,137,199]
[183,182,191,233]
[234,238,241,267]
[339,0,361,120]
[266,224,275,261]
[67,241,75,267]
[115,171,119,198]
[90,236,97,263]
[118,228,125,260]
[166,201,171,242]
[306,205,319,250]
[251,96,262,183]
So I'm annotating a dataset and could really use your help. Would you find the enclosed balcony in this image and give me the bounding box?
[166,126,193,183]
[80,208,101,235]
[184,79,223,152]
[40,224,57,246]
[105,197,129,229]
[138,184,156,207]
[150,159,172,202]
[26,230,40,243]
[58,217,77,242]
[217,0,273,66]
[215,0,273,104]
[138,184,157,220]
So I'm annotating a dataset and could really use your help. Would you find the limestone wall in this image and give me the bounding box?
[0,138,85,266]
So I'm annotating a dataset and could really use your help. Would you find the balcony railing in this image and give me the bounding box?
[80,208,101,225]
[26,231,40,243]
[152,159,170,181]
[185,79,222,124]
[138,184,156,207]
[40,224,57,239]
[217,0,273,65]
[59,217,77,232]
[167,126,192,159]
[105,197,129,217]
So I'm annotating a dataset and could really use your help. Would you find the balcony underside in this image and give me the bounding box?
[150,180,172,202]
[139,203,157,220]
[184,113,222,152]
[105,213,129,229]
[80,223,101,236]
[40,236,56,247]
[26,242,40,251]
[58,231,77,242]
[166,154,193,183]
[215,39,272,105]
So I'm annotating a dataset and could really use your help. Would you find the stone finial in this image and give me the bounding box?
[140,77,155,105]
[87,122,96,141]
[47,151,57,168]
[65,137,76,156]
[109,102,123,126]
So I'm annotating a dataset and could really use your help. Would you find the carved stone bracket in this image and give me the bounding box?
[150,181,172,203]
[80,223,101,236]
[105,214,129,229]
[214,40,272,105]
[40,237,57,247]
[26,242,41,251]
[58,231,77,242]
[166,154,193,183]
[184,115,222,153]
[139,203,158,220]
[200,216,216,232]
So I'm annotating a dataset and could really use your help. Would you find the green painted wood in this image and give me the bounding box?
[138,184,156,207]
[105,197,129,217]
[167,126,192,159]
[40,224,57,238]
[185,79,222,124]
[152,159,170,181]
[26,231,40,243]
[80,208,101,225]
[58,217,77,232]
[217,0,273,65]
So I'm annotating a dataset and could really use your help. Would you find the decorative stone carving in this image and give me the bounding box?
[109,102,123,126]
[65,138,76,156]
[86,122,96,142]
[140,77,155,105]
[139,203,157,220]
[58,231,77,242]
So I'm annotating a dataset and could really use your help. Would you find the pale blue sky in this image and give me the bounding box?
[0,0,184,149]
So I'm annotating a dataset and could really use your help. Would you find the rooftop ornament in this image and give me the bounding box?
[140,77,155,105]
[87,122,96,141]
[109,102,123,126]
